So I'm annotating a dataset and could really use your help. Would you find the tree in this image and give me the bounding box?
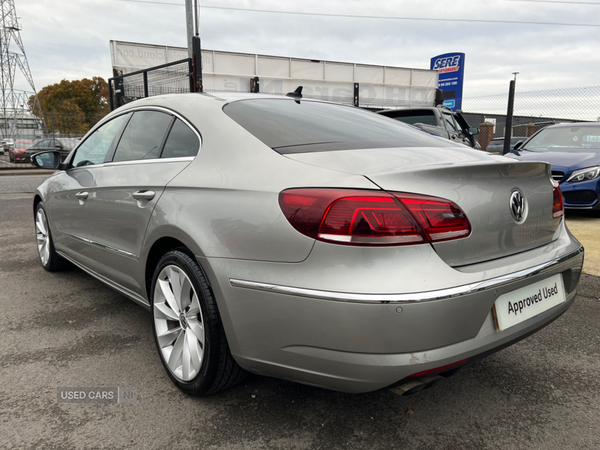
[50,100,88,135]
[29,77,110,135]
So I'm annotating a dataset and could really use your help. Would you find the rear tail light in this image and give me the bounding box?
[395,194,472,242]
[279,188,471,246]
[552,180,564,219]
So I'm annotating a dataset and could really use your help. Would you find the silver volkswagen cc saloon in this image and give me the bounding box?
[31,93,584,396]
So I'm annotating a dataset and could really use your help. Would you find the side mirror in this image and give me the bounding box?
[468,127,479,136]
[31,151,63,170]
[514,141,523,150]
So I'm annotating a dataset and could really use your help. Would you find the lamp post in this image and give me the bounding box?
[502,72,519,155]
[185,0,203,92]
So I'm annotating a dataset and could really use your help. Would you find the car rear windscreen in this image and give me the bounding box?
[223,99,454,153]
[379,110,438,126]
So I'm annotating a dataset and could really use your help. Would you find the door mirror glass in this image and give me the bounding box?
[469,127,479,136]
[32,151,62,170]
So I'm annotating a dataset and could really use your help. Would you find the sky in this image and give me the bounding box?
[12,0,600,103]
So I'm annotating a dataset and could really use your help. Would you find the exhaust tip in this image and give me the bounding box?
[388,374,447,396]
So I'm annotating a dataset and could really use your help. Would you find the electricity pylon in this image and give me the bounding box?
[0,0,44,140]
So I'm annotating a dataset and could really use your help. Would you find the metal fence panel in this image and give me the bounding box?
[109,58,194,110]
[462,85,600,138]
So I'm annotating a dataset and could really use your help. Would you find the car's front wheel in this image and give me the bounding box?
[35,203,68,271]
[151,249,246,395]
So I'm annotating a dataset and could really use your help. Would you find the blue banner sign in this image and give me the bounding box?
[430,52,465,111]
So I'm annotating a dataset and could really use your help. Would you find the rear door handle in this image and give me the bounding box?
[75,191,89,200]
[132,190,156,200]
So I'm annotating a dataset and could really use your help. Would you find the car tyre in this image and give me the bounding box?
[151,249,246,396]
[35,203,68,271]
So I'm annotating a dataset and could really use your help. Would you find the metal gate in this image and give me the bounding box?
[108,58,194,111]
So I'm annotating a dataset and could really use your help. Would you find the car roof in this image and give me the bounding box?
[544,122,599,129]
[119,92,356,109]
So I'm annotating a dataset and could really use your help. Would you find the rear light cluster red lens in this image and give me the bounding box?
[552,180,564,219]
[279,188,471,246]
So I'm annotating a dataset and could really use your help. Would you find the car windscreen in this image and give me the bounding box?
[523,126,600,152]
[223,99,454,153]
[15,141,33,149]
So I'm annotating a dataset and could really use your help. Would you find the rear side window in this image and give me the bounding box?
[161,119,200,158]
[113,111,173,162]
[224,99,450,153]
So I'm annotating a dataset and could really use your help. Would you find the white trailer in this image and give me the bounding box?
[110,40,439,108]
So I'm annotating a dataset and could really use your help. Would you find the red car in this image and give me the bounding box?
[9,140,34,162]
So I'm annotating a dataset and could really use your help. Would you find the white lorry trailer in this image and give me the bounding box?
[110,40,439,109]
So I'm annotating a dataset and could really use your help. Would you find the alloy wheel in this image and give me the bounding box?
[153,265,205,382]
[35,208,50,266]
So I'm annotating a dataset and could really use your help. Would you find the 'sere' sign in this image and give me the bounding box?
[430,52,465,111]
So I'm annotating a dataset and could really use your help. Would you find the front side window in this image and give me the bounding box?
[161,119,200,158]
[113,111,173,162]
[72,113,130,167]
[443,113,459,133]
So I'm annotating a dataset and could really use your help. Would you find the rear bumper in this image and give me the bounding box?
[200,223,584,393]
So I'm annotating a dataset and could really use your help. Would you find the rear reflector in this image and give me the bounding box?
[552,180,564,219]
[408,359,468,378]
[279,188,471,246]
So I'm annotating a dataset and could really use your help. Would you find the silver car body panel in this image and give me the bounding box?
[87,158,192,296]
[229,245,583,304]
[285,148,559,267]
[33,93,584,393]
[198,225,581,392]
[43,166,101,269]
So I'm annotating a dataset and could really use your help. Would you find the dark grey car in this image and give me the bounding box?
[26,137,79,162]
[30,93,584,396]
[487,137,527,154]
